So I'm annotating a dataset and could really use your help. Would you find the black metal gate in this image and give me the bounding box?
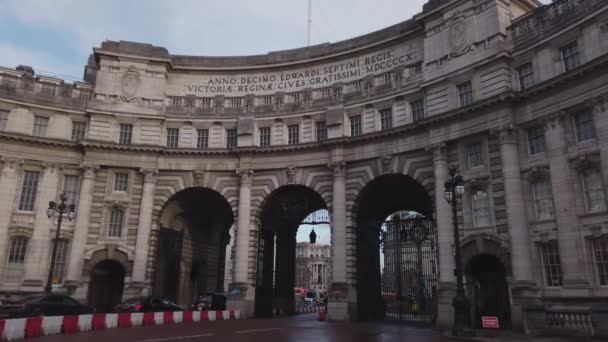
[380,214,438,326]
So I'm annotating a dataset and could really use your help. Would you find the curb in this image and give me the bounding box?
[0,310,241,341]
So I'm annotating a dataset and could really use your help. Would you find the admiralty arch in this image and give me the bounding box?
[1,0,608,333]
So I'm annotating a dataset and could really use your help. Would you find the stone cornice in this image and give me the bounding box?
[0,131,80,150]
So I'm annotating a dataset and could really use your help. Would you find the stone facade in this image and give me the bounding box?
[1,0,608,336]
[295,242,331,291]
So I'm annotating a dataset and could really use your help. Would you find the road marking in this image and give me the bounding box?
[135,333,215,342]
[235,328,282,334]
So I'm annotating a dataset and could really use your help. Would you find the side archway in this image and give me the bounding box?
[87,259,126,313]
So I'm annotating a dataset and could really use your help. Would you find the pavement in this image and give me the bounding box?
[32,314,590,342]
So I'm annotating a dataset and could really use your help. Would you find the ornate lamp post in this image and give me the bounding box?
[46,193,75,294]
[444,167,472,336]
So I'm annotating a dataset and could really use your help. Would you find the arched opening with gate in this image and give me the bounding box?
[354,174,436,324]
[255,185,327,318]
[87,260,126,313]
[155,187,234,306]
[466,254,511,329]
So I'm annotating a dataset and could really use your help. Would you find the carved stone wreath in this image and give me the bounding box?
[448,17,471,54]
[120,68,141,102]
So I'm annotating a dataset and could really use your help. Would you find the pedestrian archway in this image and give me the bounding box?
[255,185,328,317]
[156,187,233,305]
[353,174,436,323]
[87,260,125,313]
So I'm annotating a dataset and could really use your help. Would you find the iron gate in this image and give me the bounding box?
[380,214,438,326]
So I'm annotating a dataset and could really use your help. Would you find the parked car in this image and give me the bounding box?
[0,294,94,318]
[114,296,183,313]
[191,293,227,311]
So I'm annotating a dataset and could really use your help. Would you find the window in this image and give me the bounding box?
[532,180,554,220]
[196,129,209,149]
[261,95,273,106]
[33,116,49,137]
[40,83,56,96]
[226,128,237,148]
[539,241,563,287]
[201,98,212,108]
[561,41,580,72]
[591,237,608,286]
[108,207,124,238]
[581,168,606,212]
[527,125,546,155]
[50,239,69,284]
[288,124,300,145]
[380,108,393,130]
[458,81,473,107]
[518,63,534,90]
[471,190,490,227]
[292,92,302,103]
[119,124,133,145]
[316,121,327,142]
[319,88,331,99]
[78,89,92,101]
[166,128,179,148]
[18,171,40,211]
[63,175,81,209]
[574,110,595,142]
[259,127,271,147]
[0,110,8,130]
[350,115,362,137]
[229,97,242,107]
[411,99,425,122]
[5,237,28,284]
[114,173,129,192]
[466,142,483,168]
[70,121,86,142]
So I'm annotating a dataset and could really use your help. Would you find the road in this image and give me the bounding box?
[34,313,450,342]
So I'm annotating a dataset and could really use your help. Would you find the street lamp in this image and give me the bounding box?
[46,193,75,294]
[444,167,473,336]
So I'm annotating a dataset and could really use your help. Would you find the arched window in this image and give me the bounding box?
[532,179,555,220]
[6,236,28,284]
[581,168,606,212]
[108,207,125,238]
[471,189,490,227]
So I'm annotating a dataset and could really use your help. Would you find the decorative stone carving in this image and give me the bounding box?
[140,168,158,183]
[120,67,141,102]
[236,169,253,185]
[570,153,602,172]
[449,16,471,54]
[380,155,394,174]
[80,164,99,179]
[328,161,346,178]
[286,166,297,184]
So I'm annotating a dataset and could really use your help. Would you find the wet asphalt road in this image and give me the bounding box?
[34,313,451,342]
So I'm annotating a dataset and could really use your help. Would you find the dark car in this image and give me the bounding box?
[0,294,94,318]
[114,296,183,313]
[191,293,227,311]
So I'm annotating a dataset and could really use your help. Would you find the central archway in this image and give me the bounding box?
[255,185,327,317]
[156,187,234,305]
[354,174,435,322]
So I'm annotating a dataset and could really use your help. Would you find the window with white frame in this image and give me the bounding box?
[63,174,81,209]
[532,179,554,220]
[380,108,393,130]
[196,129,209,149]
[259,127,271,147]
[591,237,608,286]
[0,110,8,130]
[226,128,237,148]
[466,142,483,168]
[350,115,362,137]
[32,116,49,137]
[166,128,179,148]
[458,81,473,107]
[288,124,300,145]
[50,239,69,284]
[316,121,327,142]
[108,207,124,238]
[539,241,563,287]
[471,189,490,227]
[70,121,86,142]
[5,237,28,284]
[527,125,546,155]
[119,124,133,145]
[18,171,39,211]
[411,99,425,122]
[581,168,606,212]
[518,63,534,90]
[561,41,580,72]
[114,172,129,192]
[574,110,595,142]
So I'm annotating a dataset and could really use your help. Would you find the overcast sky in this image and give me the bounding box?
[0,0,549,82]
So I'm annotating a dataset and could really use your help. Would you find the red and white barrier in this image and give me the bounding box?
[295,306,326,314]
[0,310,240,341]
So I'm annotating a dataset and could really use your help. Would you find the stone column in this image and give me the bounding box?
[432,145,456,332]
[131,169,158,286]
[23,163,60,287]
[65,164,98,286]
[545,114,589,287]
[0,158,23,283]
[328,160,349,320]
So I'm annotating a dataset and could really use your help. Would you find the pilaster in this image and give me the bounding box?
[131,168,158,287]
[0,158,24,284]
